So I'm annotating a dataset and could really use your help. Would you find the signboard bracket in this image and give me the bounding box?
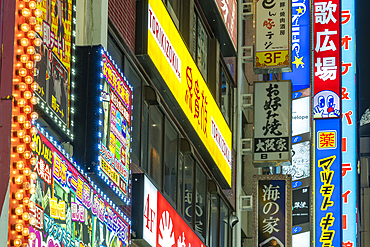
[241,138,252,155]
[240,195,253,211]
[242,46,253,63]
[242,2,253,20]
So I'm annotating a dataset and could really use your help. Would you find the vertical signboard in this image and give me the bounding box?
[100,50,133,201]
[34,0,75,138]
[313,0,341,119]
[254,0,292,73]
[30,132,130,247]
[341,0,356,245]
[253,80,292,166]
[313,119,341,247]
[214,0,237,50]
[253,174,292,247]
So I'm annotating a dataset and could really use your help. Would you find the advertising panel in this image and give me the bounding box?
[313,118,341,247]
[146,0,232,186]
[30,132,130,247]
[139,175,205,247]
[341,0,356,245]
[254,0,292,73]
[313,0,341,119]
[34,0,74,138]
[253,174,292,247]
[253,80,292,165]
[214,0,237,49]
[292,187,309,225]
[282,141,310,180]
[100,51,132,200]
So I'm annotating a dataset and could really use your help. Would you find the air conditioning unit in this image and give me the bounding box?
[240,195,253,211]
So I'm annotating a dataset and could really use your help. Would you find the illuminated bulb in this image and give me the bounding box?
[28,17,36,25]
[12,239,22,247]
[30,127,37,135]
[14,191,23,200]
[23,197,30,206]
[29,233,36,241]
[19,54,28,63]
[27,46,35,55]
[16,161,25,170]
[23,151,31,159]
[16,115,26,123]
[22,228,29,236]
[27,31,35,39]
[29,201,35,209]
[30,172,37,180]
[28,1,36,9]
[34,24,41,33]
[16,144,25,154]
[23,91,32,99]
[34,9,42,17]
[30,112,38,120]
[33,68,39,76]
[23,182,30,190]
[30,157,37,165]
[14,206,23,216]
[20,23,30,32]
[21,8,31,17]
[18,83,27,91]
[23,135,31,143]
[33,38,41,46]
[20,38,29,46]
[15,223,23,232]
[29,142,36,150]
[29,217,36,225]
[17,98,26,107]
[25,75,33,84]
[26,61,33,69]
[14,175,23,185]
[23,121,32,129]
[18,68,27,77]
[17,130,26,138]
[22,212,30,221]
[33,54,41,62]
[23,168,31,176]
[23,105,32,114]
[29,186,36,194]
[30,96,38,105]
[30,82,38,90]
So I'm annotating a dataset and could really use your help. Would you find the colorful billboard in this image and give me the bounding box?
[254,0,292,73]
[253,174,292,247]
[146,0,232,186]
[30,131,130,247]
[341,0,356,245]
[253,80,292,165]
[100,51,132,200]
[313,0,341,119]
[34,0,75,138]
[313,118,341,247]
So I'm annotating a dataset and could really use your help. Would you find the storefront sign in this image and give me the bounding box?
[133,175,205,246]
[292,187,309,225]
[214,0,237,49]
[313,0,341,119]
[341,0,356,245]
[313,118,341,247]
[100,51,132,199]
[146,0,232,186]
[30,132,130,247]
[253,174,292,247]
[282,141,310,180]
[35,0,74,136]
[253,80,292,165]
[254,0,292,73]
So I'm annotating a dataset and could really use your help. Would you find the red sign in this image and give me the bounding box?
[215,0,237,49]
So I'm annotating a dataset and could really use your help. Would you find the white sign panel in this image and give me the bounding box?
[292,96,310,136]
[143,176,158,246]
[253,80,292,165]
[282,141,310,180]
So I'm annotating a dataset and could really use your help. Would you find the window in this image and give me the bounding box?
[163,0,180,28]
[192,10,208,79]
[209,194,219,247]
[220,199,231,246]
[148,106,163,189]
[184,155,194,224]
[221,66,233,125]
[164,118,178,203]
[195,166,207,239]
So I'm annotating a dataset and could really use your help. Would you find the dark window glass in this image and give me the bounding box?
[164,118,178,203]
[195,166,207,238]
[209,194,219,247]
[178,154,184,214]
[192,11,208,79]
[221,67,231,125]
[142,104,149,172]
[149,106,163,188]
[184,155,194,224]
[107,35,124,69]
[220,199,229,246]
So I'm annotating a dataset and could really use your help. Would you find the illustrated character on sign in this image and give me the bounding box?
[313,90,340,118]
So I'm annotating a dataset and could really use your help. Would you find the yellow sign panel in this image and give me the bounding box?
[147,0,232,186]
[255,50,290,68]
[318,131,337,149]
